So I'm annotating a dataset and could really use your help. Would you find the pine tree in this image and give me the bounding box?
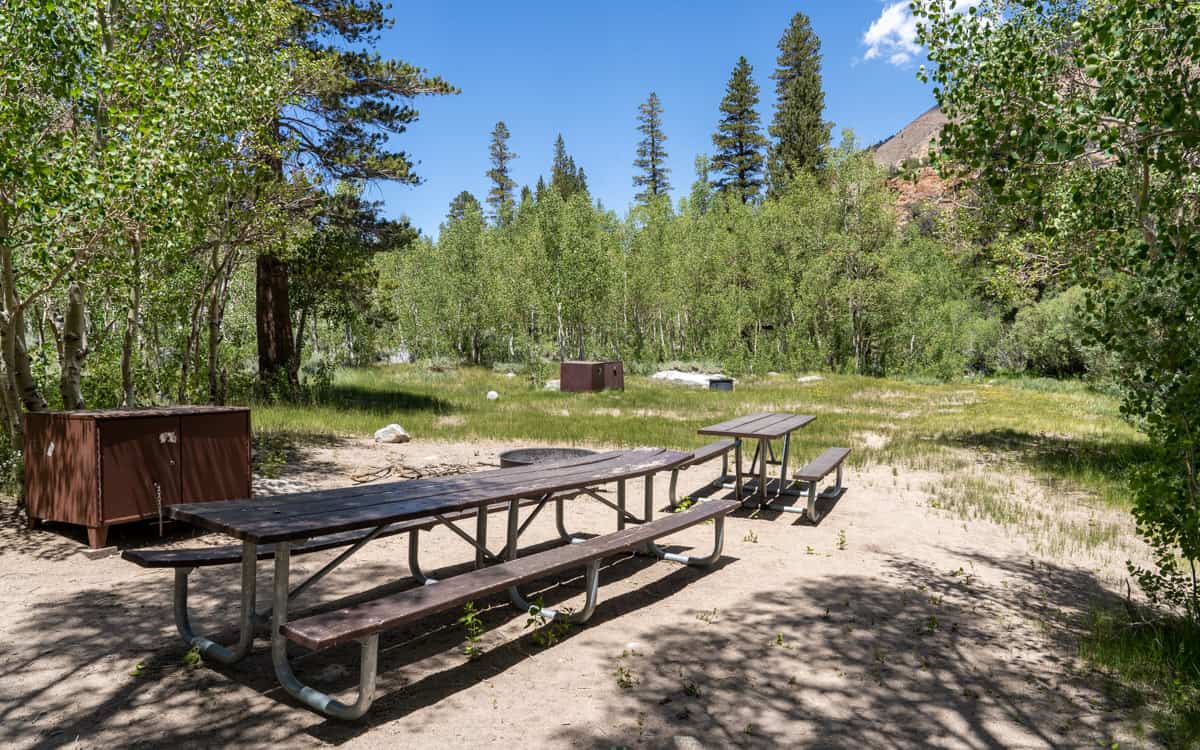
[486,121,517,225]
[710,57,767,204]
[257,0,457,391]
[632,92,671,203]
[550,134,588,200]
[447,190,481,223]
[768,11,831,192]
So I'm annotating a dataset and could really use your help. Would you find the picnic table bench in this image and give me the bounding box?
[128,447,738,720]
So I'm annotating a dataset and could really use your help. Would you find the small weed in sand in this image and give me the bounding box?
[836,529,847,550]
[458,601,485,659]
[614,665,637,689]
[743,529,758,544]
[129,661,145,677]
[182,646,202,669]
[524,597,571,648]
[682,680,702,698]
[696,608,720,624]
[673,496,695,512]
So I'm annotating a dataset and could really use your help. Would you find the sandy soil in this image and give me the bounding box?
[0,436,1145,749]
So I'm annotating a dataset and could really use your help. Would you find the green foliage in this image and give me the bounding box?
[768,11,831,190]
[382,133,995,378]
[447,190,483,224]
[711,57,768,204]
[1082,607,1200,747]
[633,92,671,203]
[915,0,1200,622]
[550,134,589,201]
[1005,287,1107,378]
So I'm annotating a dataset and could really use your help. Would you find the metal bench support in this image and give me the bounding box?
[272,542,378,720]
[765,463,846,523]
[173,540,258,665]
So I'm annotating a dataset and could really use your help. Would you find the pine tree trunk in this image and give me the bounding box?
[59,281,86,410]
[256,252,297,393]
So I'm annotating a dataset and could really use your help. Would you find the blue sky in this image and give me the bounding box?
[369,2,935,237]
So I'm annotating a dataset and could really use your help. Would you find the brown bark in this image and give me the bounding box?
[256,118,297,394]
[255,252,297,392]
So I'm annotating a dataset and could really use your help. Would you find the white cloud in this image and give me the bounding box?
[862,0,982,67]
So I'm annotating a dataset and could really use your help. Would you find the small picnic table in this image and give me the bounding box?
[699,412,815,504]
[162,447,695,716]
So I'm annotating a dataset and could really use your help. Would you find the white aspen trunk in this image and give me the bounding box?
[59,281,87,410]
[120,230,142,407]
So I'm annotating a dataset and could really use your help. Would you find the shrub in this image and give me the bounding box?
[1006,287,1108,378]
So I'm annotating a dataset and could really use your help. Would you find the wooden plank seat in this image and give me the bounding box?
[765,447,850,523]
[668,439,737,507]
[272,496,740,719]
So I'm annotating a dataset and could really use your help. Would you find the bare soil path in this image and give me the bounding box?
[0,437,1144,748]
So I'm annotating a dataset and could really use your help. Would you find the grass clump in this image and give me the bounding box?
[1081,607,1200,747]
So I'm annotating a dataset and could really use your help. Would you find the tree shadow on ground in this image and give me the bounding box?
[0,530,732,749]
[550,550,1138,749]
[308,385,455,415]
[938,428,1151,495]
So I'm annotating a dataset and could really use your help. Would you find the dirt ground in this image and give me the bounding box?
[0,436,1146,749]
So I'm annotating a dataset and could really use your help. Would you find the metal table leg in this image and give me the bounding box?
[778,433,791,498]
[617,479,627,531]
[758,438,769,505]
[734,439,744,501]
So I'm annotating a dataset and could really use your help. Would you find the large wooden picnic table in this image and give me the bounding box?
[699,412,815,504]
[163,447,691,709]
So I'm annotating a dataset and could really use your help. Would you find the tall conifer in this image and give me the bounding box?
[447,190,481,223]
[486,121,517,225]
[710,57,767,204]
[550,134,588,199]
[769,12,831,191]
[632,92,671,203]
[257,0,456,390]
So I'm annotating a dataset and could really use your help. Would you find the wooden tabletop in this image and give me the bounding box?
[698,412,815,440]
[167,448,692,544]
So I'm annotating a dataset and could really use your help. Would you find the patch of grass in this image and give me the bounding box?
[1081,607,1200,747]
[250,365,1143,512]
[926,474,1126,555]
